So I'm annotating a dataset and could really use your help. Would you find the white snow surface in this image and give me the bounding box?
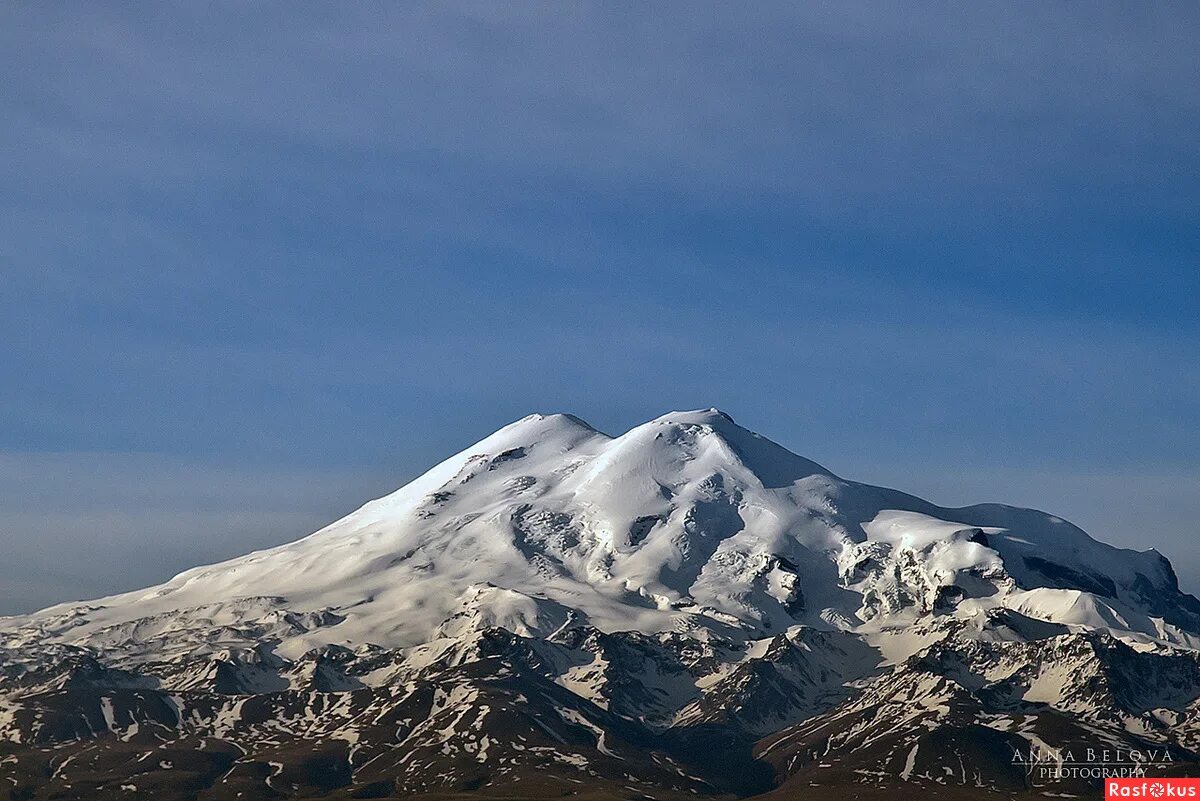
[2,409,1193,659]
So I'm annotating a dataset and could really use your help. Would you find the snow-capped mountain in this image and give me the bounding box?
[2,409,1198,800]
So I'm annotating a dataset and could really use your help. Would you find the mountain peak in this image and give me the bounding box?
[624,407,831,488]
[482,411,603,449]
[6,409,1198,661]
[509,411,598,431]
[648,407,738,427]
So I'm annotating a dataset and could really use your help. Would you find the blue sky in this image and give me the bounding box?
[2,3,1198,614]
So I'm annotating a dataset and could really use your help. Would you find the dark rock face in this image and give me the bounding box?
[1023,556,1118,598]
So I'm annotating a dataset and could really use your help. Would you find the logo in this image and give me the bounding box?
[1106,779,1200,798]
[1012,746,1176,781]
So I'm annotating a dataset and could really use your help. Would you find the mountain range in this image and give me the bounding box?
[2,409,1198,799]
